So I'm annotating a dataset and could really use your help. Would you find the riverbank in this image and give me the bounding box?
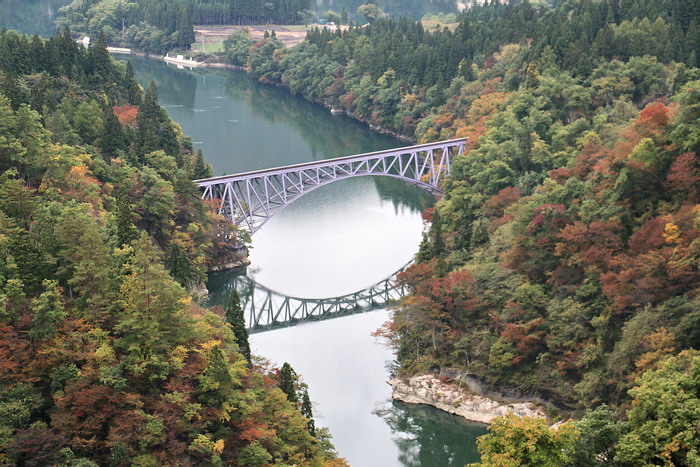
[390,374,549,425]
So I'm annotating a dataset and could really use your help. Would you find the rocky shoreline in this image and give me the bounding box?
[389,374,548,425]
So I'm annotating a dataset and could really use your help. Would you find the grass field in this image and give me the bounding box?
[193,19,460,52]
[421,13,459,31]
[194,23,348,49]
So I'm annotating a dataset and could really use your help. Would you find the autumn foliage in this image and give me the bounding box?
[390,56,700,411]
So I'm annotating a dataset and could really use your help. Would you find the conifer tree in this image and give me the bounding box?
[136,81,162,157]
[199,346,234,406]
[100,106,125,159]
[300,384,316,436]
[226,288,251,364]
[168,242,198,288]
[193,149,213,179]
[431,208,445,258]
[87,30,112,84]
[124,61,142,105]
[29,280,65,341]
[136,81,179,158]
[115,233,194,360]
[279,362,297,404]
[116,189,137,247]
[3,73,25,111]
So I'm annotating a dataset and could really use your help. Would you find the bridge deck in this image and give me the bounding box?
[194,137,468,185]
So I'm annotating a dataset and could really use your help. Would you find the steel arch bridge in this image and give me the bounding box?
[195,138,467,235]
[223,264,410,332]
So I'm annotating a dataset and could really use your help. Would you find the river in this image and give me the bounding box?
[3,7,486,465]
[126,57,486,466]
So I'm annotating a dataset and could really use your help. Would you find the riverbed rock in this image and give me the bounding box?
[207,257,251,272]
[389,374,548,425]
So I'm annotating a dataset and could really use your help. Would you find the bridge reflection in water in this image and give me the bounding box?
[219,264,410,333]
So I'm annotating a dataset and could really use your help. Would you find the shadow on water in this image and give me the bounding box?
[221,69,400,159]
[0,0,69,37]
[118,57,198,114]
[375,401,487,466]
[121,56,401,174]
[374,176,434,216]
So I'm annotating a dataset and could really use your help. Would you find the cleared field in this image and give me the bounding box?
[194,24,348,50]
[421,19,459,31]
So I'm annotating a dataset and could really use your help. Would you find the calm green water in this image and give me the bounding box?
[0,0,68,37]
[125,57,486,466]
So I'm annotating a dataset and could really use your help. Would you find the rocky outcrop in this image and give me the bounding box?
[207,257,251,272]
[390,374,548,425]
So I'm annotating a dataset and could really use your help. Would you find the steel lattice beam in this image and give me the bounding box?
[196,138,467,235]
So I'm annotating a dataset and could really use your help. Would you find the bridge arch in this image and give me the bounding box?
[196,138,466,235]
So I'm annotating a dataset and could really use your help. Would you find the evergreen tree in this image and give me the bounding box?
[416,233,433,263]
[29,280,65,341]
[192,149,213,179]
[124,61,142,105]
[300,384,316,436]
[115,233,194,361]
[198,346,235,406]
[430,208,445,258]
[116,189,138,247]
[87,30,112,85]
[3,73,25,111]
[136,81,162,158]
[168,242,198,288]
[225,288,251,364]
[176,5,195,49]
[136,81,179,159]
[279,362,297,404]
[100,107,125,159]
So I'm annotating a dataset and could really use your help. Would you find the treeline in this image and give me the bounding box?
[225,0,699,138]
[187,0,311,26]
[316,0,459,21]
[58,0,195,54]
[0,29,342,465]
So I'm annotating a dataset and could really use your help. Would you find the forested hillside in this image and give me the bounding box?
[226,0,699,138]
[187,0,311,26]
[225,0,700,463]
[58,0,196,53]
[0,29,342,465]
[57,0,313,53]
[314,0,460,21]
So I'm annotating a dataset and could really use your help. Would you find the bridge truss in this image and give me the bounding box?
[226,265,410,332]
[196,138,467,235]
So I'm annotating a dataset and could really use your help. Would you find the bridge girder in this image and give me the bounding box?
[196,138,467,235]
